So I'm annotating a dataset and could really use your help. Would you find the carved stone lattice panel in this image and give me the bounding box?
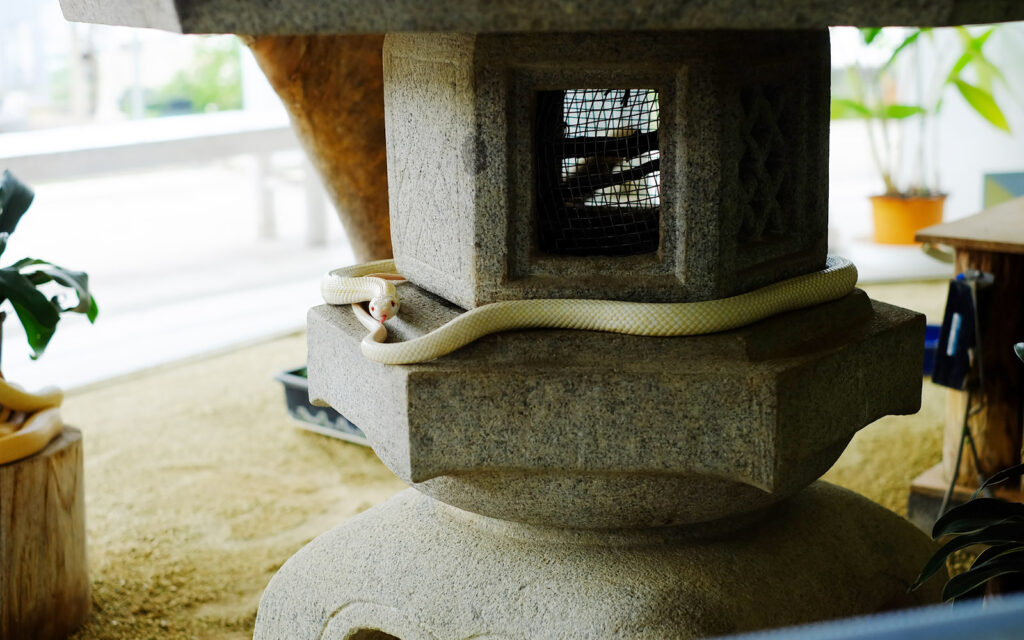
[738,85,790,242]
[724,46,829,284]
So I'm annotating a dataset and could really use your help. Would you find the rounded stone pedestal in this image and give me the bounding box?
[255,482,942,640]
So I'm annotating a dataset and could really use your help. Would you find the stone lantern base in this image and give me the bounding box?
[255,483,940,640]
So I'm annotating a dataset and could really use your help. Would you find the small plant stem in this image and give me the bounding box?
[862,113,894,194]
[855,62,895,194]
[879,113,895,193]
[916,39,928,193]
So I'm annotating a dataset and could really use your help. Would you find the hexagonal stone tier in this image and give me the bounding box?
[308,286,923,529]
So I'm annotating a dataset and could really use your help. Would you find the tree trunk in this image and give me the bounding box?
[0,427,90,639]
[243,34,392,262]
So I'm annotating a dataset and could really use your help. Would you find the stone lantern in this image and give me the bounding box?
[58,2,1024,638]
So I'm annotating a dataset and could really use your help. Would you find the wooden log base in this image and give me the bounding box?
[0,426,90,640]
[907,463,1024,533]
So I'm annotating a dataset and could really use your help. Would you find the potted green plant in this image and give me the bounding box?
[0,169,98,464]
[830,26,1014,244]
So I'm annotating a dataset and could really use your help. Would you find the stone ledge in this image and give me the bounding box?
[307,286,923,527]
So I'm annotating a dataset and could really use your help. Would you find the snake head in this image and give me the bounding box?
[368,295,400,323]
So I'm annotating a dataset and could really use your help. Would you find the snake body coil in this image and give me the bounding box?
[321,256,858,365]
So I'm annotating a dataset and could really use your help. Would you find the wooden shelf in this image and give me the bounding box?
[916,196,1024,255]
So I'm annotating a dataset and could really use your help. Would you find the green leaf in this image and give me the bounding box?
[1015,343,1024,364]
[948,51,974,82]
[0,267,61,359]
[31,265,94,315]
[932,500,1024,537]
[861,28,883,45]
[972,543,1020,567]
[976,463,1024,496]
[0,232,7,259]
[86,295,99,323]
[880,105,926,120]
[946,29,1004,92]
[8,258,98,321]
[882,29,922,71]
[912,523,1024,589]
[954,79,1011,132]
[831,98,872,120]
[969,27,996,53]
[943,552,1024,601]
[0,170,34,236]
[11,300,58,359]
[972,545,1024,569]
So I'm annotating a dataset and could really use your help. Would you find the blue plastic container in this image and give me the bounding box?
[274,367,368,446]
[923,324,940,376]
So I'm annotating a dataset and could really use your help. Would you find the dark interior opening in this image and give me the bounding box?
[535,89,662,256]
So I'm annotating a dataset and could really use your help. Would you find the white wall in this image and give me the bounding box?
[828,23,1024,248]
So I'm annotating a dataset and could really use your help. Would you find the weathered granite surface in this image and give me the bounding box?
[254,483,943,640]
[60,0,1024,34]
[385,31,830,308]
[307,286,924,528]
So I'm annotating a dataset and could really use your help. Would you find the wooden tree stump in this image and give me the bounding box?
[0,427,90,640]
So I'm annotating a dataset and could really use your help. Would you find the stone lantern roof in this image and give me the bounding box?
[59,0,1024,34]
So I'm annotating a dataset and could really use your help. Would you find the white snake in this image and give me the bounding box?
[321,256,858,365]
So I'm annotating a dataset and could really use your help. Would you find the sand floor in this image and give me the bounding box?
[65,333,404,640]
[57,281,951,639]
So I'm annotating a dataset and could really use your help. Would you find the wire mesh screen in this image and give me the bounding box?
[535,89,661,256]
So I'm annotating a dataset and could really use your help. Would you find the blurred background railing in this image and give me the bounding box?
[0,0,355,389]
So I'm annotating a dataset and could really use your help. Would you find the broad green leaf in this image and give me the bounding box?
[931,500,1024,537]
[912,523,1024,589]
[0,232,7,259]
[972,543,1020,567]
[943,554,1024,601]
[0,267,61,359]
[86,295,99,323]
[0,170,34,236]
[954,79,1011,132]
[880,105,926,120]
[11,300,57,359]
[0,268,59,325]
[830,98,872,120]
[30,265,93,315]
[1015,343,1024,364]
[8,258,98,321]
[971,546,1024,571]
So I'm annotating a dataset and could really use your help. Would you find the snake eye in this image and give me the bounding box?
[370,306,375,312]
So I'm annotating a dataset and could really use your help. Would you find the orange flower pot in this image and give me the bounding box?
[870,194,946,245]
